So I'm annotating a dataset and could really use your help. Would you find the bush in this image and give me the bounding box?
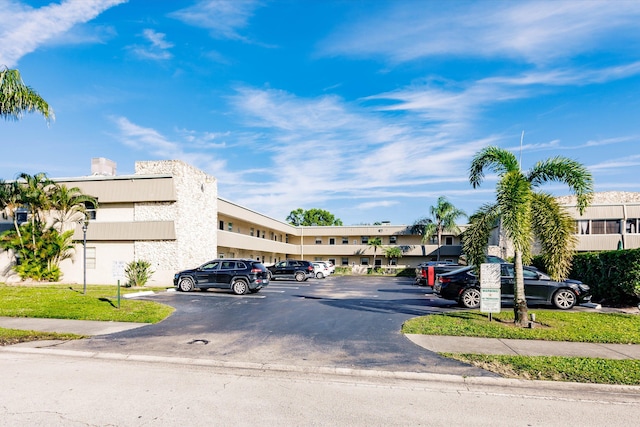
[124,260,154,287]
[533,249,640,306]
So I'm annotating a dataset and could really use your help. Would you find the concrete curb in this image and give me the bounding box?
[2,345,639,397]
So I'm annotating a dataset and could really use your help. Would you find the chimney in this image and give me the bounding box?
[91,158,117,176]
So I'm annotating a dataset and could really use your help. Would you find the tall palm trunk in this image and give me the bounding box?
[513,250,528,326]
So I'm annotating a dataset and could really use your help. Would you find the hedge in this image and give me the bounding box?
[534,249,640,306]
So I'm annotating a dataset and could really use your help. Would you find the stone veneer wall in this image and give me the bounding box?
[134,160,217,285]
[556,191,640,205]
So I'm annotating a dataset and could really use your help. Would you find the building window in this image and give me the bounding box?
[250,228,254,236]
[84,201,97,220]
[360,257,369,265]
[361,236,369,244]
[389,258,397,266]
[389,236,397,244]
[228,222,233,232]
[445,236,453,245]
[577,220,589,234]
[86,247,96,269]
[626,219,638,234]
[576,219,621,235]
[341,257,349,265]
[219,221,224,230]
[219,253,225,258]
[342,237,349,244]
[315,237,322,244]
[262,230,266,238]
[329,237,336,245]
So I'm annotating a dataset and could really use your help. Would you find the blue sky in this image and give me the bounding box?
[2,0,640,226]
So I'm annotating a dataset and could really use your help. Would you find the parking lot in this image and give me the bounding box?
[57,275,492,376]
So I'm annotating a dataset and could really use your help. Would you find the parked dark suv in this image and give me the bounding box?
[267,260,314,282]
[174,259,269,295]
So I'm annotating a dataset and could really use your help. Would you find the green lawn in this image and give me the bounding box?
[402,310,640,343]
[403,310,640,385]
[0,284,174,345]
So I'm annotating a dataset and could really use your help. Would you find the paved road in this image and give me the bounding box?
[2,350,639,426]
[55,276,494,377]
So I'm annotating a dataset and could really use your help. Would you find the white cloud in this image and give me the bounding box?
[128,29,174,60]
[317,1,640,65]
[111,116,229,174]
[0,0,127,67]
[169,0,262,42]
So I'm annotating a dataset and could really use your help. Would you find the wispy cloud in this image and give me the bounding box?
[169,0,263,42]
[218,86,493,220]
[127,29,174,60]
[110,116,228,173]
[0,0,126,67]
[317,1,640,65]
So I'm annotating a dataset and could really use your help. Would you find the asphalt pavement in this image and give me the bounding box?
[2,315,639,360]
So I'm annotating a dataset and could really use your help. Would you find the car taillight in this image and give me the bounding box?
[421,269,427,278]
[438,276,450,284]
[251,268,262,273]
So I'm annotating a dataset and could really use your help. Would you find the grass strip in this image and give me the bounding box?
[0,327,84,346]
[0,284,174,324]
[402,310,640,344]
[445,353,640,385]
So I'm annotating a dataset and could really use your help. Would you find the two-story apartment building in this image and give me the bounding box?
[1,159,635,286]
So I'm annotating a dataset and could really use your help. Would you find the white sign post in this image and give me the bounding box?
[112,261,126,309]
[480,263,501,319]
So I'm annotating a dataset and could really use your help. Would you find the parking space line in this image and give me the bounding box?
[170,292,266,299]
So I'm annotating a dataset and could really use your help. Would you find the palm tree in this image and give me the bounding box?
[412,196,466,261]
[1,67,53,123]
[17,172,55,247]
[464,146,593,326]
[384,246,403,265]
[368,237,383,269]
[49,184,97,232]
[0,180,25,248]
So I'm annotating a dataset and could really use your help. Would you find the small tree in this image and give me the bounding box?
[286,208,343,226]
[384,246,403,265]
[124,260,154,287]
[412,196,466,261]
[368,237,383,269]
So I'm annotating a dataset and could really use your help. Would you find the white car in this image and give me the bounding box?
[315,261,335,275]
[312,262,330,279]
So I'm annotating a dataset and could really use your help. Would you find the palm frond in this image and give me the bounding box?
[527,156,594,214]
[461,203,501,268]
[531,192,577,280]
[469,146,520,188]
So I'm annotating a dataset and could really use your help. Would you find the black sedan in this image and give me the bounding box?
[434,264,591,309]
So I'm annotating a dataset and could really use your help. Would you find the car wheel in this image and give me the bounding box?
[232,279,248,295]
[316,272,324,279]
[552,289,576,309]
[295,271,306,282]
[459,288,480,309]
[178,276,195,292]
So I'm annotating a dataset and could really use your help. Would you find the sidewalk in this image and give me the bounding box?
[405,334,640,359]
[0,316,147,336]
[2,316,639,359]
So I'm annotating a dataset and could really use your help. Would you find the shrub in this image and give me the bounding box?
[534,249,640,306]
[124,260,154,287]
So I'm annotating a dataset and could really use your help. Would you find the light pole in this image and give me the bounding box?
[82,215,89,295]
